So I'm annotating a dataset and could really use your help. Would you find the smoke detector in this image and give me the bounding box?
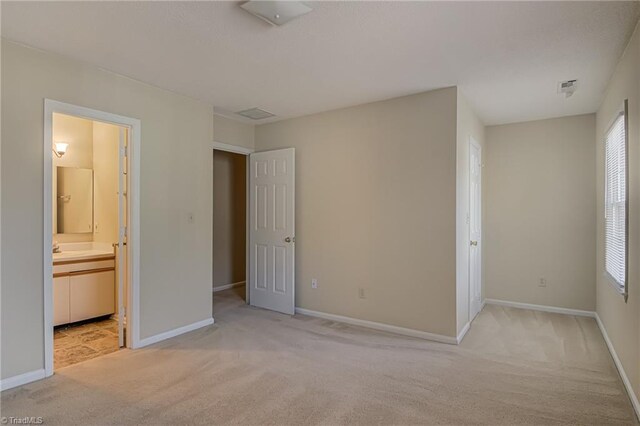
[558,80,578,98]
[236,108,276,120]
[240,1,313,26]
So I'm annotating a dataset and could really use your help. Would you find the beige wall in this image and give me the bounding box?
[255,88,459,337]
[484,114,596,311]
[596,21,640,404]
[213,114,255,150]
[455,90,485,333]
[52,113,94,242]
[213,150,246,289]
[1,39,214,379]
[92,121,120,245]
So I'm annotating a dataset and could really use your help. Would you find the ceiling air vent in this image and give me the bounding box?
[558,79,578,98]
[236,108,276,120]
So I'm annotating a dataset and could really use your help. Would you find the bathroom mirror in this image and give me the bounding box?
[56,167,93,234]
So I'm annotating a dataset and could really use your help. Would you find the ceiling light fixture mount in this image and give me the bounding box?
[240,1,312,26]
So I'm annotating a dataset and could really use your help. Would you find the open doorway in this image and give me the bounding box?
[44,100,140,377]
[213,146,249,308]
[51,113,127,369]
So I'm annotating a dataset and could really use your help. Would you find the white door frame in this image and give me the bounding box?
[468,136,482,321]
[211,141,254,305]
[43,99,141,377]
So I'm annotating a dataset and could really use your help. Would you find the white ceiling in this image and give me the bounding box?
[2,1,639,125]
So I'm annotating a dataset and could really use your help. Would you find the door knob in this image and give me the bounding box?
[470,240,478,246]
[285,237,292,243]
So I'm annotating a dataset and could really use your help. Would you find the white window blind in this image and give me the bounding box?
[604,112,627,291]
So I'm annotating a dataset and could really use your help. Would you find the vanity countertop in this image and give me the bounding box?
[53,249,114,263]
[52,242,115,263]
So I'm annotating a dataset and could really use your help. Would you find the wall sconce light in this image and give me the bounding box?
[53,142,69,158]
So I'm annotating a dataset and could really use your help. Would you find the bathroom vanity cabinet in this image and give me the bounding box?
[53,255,115,326]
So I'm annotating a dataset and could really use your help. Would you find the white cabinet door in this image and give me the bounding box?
[70,270,115,322]
[53,276,70,326]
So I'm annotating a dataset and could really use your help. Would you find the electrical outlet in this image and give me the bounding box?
[358,287,366,299]
[311,278,318,289]
[539,278,547,287]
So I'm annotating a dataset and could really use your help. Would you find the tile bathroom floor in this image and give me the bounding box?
[54,317,120,369]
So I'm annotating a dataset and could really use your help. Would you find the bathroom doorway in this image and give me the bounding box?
[51,113,126,369]
[43,100,141,377]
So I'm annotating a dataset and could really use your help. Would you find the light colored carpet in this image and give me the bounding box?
[1,287,637,425]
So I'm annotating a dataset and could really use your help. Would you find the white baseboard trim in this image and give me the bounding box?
[212,281,246,292]
[456,322,471,344]
[0,369,46,392]
[595,313,640,420]
[137,318,215,348]
[485,298,595,318]
[295,307,457,345]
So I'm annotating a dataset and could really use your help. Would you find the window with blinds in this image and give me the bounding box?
[604,108,627,293]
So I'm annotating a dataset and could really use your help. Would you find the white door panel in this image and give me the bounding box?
[117,128,127,347]
[249,148,295,315]
[469,138,482,320]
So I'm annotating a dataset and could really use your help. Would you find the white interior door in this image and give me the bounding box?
[469,138,482,320]
[117,127,127,347]
[249,148,295,315]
